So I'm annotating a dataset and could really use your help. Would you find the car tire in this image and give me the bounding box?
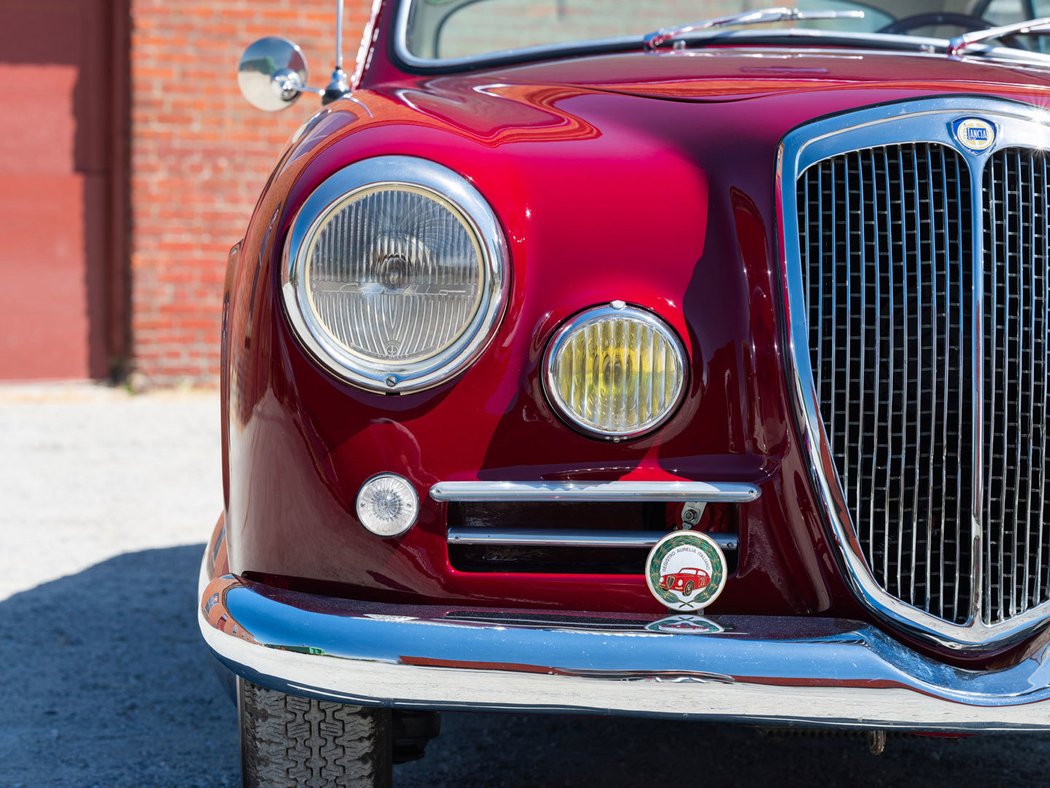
[685,581,695,594]
[238,678,393,787]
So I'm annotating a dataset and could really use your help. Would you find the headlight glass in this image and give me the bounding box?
[284,157,507,392]
[544,303,687,440]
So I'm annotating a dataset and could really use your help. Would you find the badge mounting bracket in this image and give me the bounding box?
[681,502,705,529]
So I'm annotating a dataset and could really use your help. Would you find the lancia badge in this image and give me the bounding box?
[954,118,995,152]
[645,530,727,612]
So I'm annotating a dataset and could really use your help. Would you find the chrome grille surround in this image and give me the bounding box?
[778,97,1050,650]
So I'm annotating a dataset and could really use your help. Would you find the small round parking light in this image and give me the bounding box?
[355,474,419,537]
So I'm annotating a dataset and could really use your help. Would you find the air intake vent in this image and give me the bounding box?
[783,99,1050,647]
[797,143,975,623]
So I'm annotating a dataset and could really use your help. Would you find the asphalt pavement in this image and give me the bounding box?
[1,384,1048,786]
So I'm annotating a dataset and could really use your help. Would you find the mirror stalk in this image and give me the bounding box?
[236,1,350,111]
[323,0,351,105]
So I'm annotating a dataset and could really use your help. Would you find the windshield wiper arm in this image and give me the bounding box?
[946,16,1050,56]
[644,7,865,50]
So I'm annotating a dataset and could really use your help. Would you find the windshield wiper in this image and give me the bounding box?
[946,16,1050,56]
[644,7,865,50]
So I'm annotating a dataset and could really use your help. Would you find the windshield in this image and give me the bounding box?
[399,0,1050,65]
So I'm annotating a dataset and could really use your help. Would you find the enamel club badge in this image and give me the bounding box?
[645,530,727,612]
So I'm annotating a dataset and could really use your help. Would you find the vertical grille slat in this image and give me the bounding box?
[897,147,910,601]
[863,149,878,572]
[908,145,920,605]
[852,153,864,560]
[1023,150,1034,614]
[830,159,840,447]
[1037,154,1045,609]
[797,142,975,624]
[880,147,895,588]
[925,145,939,616]
[951,150,968,624]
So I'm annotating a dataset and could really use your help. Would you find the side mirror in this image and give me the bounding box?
[237,37,310,112]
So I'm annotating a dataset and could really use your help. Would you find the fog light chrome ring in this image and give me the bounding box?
[542,303,688,441]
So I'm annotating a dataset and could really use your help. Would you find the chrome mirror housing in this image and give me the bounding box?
[237,37,310,112]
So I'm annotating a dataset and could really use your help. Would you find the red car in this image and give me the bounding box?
[200,0,1050,784]
[660,568,711,594]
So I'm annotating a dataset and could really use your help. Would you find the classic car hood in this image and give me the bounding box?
[348,48,1050,165]
[341,48,1050,172]
[421,48,1050,103]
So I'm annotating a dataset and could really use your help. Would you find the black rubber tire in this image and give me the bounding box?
[685,581,695,594]
[238,679,392,787]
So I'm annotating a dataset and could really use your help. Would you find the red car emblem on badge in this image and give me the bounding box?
[659,567,711,594]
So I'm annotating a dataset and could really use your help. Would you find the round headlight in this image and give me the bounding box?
[543,303,687,440]
[283,156,507,392]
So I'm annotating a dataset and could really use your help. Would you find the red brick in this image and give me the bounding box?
[129,0,371,385]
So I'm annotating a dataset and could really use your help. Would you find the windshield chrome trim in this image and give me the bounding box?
[778,96,1050,652]
[642,31,1050,66]
[392,0,958,71]
[392,0,1050,72]
[643,7,865,50]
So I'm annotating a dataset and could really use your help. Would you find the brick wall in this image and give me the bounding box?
[126,0,778,386]
[128,0,372,386]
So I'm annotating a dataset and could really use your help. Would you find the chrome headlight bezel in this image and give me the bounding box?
[282,155,508,393]
[542,303,689,441]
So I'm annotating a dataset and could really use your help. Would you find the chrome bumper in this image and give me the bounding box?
[198,552,1050,732]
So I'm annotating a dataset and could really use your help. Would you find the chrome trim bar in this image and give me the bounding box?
[430,480,761,503]
[643,8,865,51]
[199,554,1050,731]
[447,528,739,551]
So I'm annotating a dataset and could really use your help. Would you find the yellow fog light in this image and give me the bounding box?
[543,302,687,440]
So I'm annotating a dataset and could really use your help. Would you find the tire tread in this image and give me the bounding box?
[239,680,391,787]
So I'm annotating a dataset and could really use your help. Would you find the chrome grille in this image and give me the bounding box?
[982,148,1050,623]
[797,144,975,623]
[783,100,1050,648]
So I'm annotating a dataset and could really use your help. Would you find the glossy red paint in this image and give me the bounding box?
[221,27,1050,668]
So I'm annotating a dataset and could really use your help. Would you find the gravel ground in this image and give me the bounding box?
[1,383,1048,786]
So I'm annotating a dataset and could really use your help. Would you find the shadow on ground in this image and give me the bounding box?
[2,545,1048,786]
[0,545,239,787]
